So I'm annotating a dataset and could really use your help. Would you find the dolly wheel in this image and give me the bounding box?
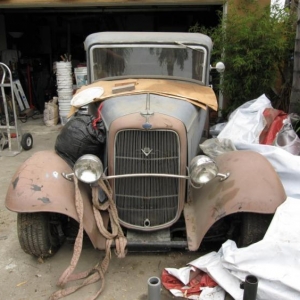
[21,133,33,150]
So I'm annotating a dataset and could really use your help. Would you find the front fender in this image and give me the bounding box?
[184,150,286,251]
[5,150,107,250]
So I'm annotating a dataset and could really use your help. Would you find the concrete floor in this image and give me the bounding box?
[0,115,216,300]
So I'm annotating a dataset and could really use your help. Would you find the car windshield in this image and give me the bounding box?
[90,45,207,84]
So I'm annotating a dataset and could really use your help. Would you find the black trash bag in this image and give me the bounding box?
[55,114,106,167]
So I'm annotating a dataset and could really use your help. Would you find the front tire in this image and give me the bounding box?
[238,213,273,247]
[17,212,65,258]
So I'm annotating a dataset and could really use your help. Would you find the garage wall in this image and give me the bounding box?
[0,15,7,51]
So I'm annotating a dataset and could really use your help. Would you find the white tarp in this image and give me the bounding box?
[175,95,300,299]
[217,94,272,144]
[166,197,300,300]
[213,94,300,198]
[190,197,300,300]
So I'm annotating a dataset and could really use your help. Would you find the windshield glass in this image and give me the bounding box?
[90,45,206,84]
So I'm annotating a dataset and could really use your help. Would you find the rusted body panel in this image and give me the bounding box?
[5,150,107,250]
[184,150,287,251]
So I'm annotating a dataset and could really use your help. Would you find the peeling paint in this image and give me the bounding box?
[12,176,19,189]
[31,184,42,192]
[52,171,58,178]
[38,197,50,204]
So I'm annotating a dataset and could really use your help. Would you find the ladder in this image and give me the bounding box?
[12,79,30,112]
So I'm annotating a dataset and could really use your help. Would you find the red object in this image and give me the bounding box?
[259,108,288,145]
[27,64,34,109]
[92,102,104,129]
[161,269,217,298]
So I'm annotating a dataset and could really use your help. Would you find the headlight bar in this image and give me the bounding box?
[62,154,230,187]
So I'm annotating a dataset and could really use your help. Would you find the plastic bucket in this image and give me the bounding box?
[56,61,72,69]
[57,83,73,89]
[59,103,71,110]
[74,67,87,88]
[59,113,69,125]
[58,99,71,104]
[57,89,73,97]
[57,77,73,83]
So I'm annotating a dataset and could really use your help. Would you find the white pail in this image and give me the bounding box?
[59,107,70,126]
[74,67,87,88]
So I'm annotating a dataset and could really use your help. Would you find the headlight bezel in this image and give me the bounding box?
[73,154,103,184]
[189,155,219,187]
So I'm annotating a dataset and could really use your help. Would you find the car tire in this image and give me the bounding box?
[21,133,33,150]
[17,212,65,258]
[238,213,273,248]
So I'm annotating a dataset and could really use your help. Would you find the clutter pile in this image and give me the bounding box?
[55,61,73,125]
[163,197,300,300]
[205,94,300,198]
[161,95,300,300]
[43,97,59,126]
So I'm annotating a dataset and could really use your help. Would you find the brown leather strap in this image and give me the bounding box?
[49,177,127,300]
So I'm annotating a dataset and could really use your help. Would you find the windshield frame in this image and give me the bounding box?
[89,43,208,85]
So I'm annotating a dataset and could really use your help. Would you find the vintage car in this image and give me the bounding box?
[6,32,286,258]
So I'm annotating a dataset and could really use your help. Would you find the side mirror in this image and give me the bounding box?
[210,62,225,73]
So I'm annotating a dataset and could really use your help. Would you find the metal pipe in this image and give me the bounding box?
[241,275,258,300]
[148,276,161,300]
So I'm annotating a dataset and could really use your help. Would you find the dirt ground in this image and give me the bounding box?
[0,115,213,300]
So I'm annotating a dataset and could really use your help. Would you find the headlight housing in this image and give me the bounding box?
[189,155,218,186]
[74,154,103,183]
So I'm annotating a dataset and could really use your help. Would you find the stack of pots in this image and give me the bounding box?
[55,61,73,125]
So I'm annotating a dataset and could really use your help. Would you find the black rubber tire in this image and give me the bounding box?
[17,212,64,258]
[21,133,33,150]
[238,213,273,248]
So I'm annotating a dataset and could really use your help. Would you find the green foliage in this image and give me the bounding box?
[190,1,296,115]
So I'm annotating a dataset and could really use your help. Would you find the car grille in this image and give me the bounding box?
[114,130,180,229]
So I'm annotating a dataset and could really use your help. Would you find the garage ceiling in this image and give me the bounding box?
[0,0,224,8]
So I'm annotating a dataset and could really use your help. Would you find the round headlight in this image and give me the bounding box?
[74,154,103,183]
[189,155,218,185]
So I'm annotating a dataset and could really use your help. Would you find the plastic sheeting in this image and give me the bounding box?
[188,197,300,300]
[217,94,272,144]
[164,197,300,300]
[212,94,300,198]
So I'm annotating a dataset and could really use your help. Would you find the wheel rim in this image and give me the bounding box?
[26,137,32,147]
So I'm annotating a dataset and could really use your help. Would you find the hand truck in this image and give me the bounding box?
[0,62,33,156]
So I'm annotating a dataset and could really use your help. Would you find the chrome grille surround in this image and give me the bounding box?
[114,129,180,229]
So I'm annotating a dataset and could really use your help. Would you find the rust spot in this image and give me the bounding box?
[12,176,19,189]
[211,206,226,221]
[218,188,239,205]
[38,197,50,204]
[31,184,43,191]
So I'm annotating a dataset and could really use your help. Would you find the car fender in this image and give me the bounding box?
[5,150,107,250]
[184,150,286,251]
